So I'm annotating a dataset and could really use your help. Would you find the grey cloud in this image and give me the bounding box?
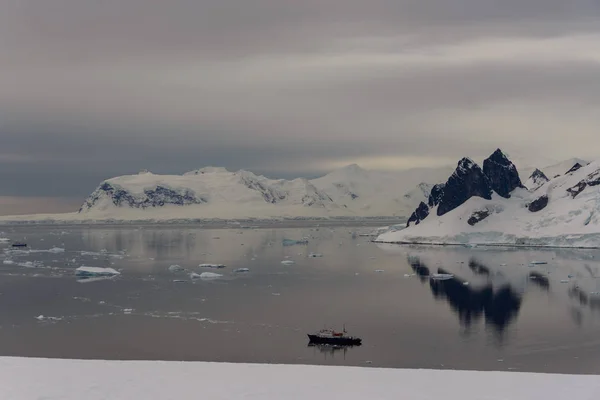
[1,0,600,214]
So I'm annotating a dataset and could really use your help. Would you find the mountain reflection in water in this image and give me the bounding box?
[408,256,522,333]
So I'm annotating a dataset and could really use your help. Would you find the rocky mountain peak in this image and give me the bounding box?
[437,158,493,216]
[482,148,524,198]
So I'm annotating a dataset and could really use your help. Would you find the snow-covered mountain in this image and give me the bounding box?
[376,150,600,248]
[68,164,453,220]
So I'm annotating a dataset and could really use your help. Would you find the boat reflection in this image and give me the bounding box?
[307,343,358,360]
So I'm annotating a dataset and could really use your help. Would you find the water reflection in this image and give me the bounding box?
[528,272,550,291]
[409,257,522,333]
[307,344,357,360]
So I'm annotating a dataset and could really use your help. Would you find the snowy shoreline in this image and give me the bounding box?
[373,240,600,250]
[2,357,599,400]
[0,216,404,228]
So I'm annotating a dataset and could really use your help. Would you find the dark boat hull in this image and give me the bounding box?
[307,334,362,346]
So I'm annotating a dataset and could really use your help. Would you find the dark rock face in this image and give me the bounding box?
[527,169,549,191]
[437,158,493,216]
[80,182,206,212]
[467,210,491,226]
[567,169,600,198]
[482,149,524,198]
[428,183,445,207]
[238,175,286,204]
[566,163,583,174]
[527,195,549,212]
[407,201,430,227]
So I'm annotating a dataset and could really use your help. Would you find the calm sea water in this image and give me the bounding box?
[1,224,600,374]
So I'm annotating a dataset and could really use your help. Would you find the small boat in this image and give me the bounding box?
[307,326,362,346]
[11,242,27,248]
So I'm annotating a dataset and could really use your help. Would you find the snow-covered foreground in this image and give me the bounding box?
[1,357,599,400]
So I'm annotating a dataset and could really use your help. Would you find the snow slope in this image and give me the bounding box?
[2,357,599,400]
[376,160,600,248]
[311,164,451,217]
[0,165,452,222]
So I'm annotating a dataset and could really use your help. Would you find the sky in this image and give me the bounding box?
[2,1,600,215]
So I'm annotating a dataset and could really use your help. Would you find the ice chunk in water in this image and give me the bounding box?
[281,260,295,265]
[282,239,308,246]
[168,265,184,272]
[190,272,223,280]
[199,263,226,269]
[75,266,120,277]
[234,268,250,273]
[2,260,15,265]
[308,253,323,258]
[375,269,384,273]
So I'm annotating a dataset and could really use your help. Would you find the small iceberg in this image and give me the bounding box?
[375,269,384,273]
[0,238,10,243]
[308,253,323,258]
[190,272,223,280]
[431,273,454,281]
[234,268,250,273]
[281,260,295,265]
[282,239,308,247]
[168,265,184,272]
[199,263,226,269]
[3,260,15,265]
[75,266,120,277]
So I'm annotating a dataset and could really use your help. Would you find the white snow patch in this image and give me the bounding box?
[1,357,599,400]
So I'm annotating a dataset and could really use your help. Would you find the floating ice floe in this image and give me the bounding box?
[18,261,45,268]
[281,260,295,265]
[234,268,250,273]
[199,263,226,269]
[75,266,120,277]
[173,280,187,283]
[431,273,454,281]
[190,272,223,280]
[308,253,323,258]
[375,269,384,273]
[282,239,308,246]
[2,260,15,265]
[35,315,63,322]
[0,238,10,243]
[168,265,185,272]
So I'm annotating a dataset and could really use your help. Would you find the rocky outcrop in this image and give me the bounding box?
[407,202,430,227]
[436,158,493,216]
[567,169,600,198]
[566,163,584,175]
[467,210,491,226]
[428,183,445,207]
[482,149,524,198]
[80,182,206,211]
[527,195,549,212]
[526,169,549,191]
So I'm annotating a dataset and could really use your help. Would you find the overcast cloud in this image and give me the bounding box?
[2,1,600,214]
